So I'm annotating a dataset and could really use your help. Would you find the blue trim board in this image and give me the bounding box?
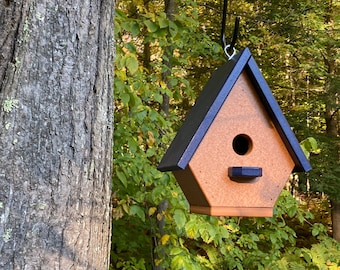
[246,57,311,172]
[228,167,263,178]
[157,48,311,173]
[157,48,251,171]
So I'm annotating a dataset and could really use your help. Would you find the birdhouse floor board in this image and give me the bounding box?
[190,206,273,217]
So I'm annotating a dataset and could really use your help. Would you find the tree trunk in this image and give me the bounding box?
[323,0,340,242]
[332,201,340,241]
[161,0,176,116]
[0,0,114,269]
[325,66,340,242]
[326,110,340,243]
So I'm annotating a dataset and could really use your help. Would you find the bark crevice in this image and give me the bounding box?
[0,1,114,268]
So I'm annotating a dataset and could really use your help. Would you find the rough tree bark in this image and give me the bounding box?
[0,0,114,269]
[160,0,176,116]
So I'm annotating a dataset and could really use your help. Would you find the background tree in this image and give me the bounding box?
[0,0,114,268]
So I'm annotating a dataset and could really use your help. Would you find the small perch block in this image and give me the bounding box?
[228,167,262,178]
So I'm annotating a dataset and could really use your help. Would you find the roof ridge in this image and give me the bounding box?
[158,48,311,173]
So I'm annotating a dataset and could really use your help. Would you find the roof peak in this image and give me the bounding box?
[158,48,311,173]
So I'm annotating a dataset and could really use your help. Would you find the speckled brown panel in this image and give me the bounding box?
[183,71,295,217]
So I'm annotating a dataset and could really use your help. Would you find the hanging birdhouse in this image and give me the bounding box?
[158,48,311,217]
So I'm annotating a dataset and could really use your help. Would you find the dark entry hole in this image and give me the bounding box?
[232,134,252,155]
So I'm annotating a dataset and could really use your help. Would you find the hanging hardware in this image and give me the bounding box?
[221,0,240,60]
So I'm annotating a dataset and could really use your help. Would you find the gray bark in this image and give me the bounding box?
[0,0,114,269]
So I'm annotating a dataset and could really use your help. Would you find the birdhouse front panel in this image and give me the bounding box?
[183,71,295,217]
[158,48,311,217]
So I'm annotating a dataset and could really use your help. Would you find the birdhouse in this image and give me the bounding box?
[158,48,311,217]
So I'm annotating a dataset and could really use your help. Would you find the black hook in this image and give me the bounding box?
[221,0,240,59]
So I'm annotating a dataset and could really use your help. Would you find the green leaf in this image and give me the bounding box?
[185,219,199,239]
[307,137,318,150]
[311,227,319,236]
[144,20,158,32]
[301,250,312,263]
[120,93,130,104]
[168,78,178,87]
[171,255,185,269]
[170,247,183,256]
[154,92,163,104]
[174,209,187,230]
[287,204,298,218]
[130,205,145,222]
[116,170,127,188]
[128,21,140,36]
[300,137,320,158]
[169,21,178,37]
[204,244,219,265]
[158,15,168,28]
[301,144,310,159]
[269,233,277,244]
[125,54,139,75]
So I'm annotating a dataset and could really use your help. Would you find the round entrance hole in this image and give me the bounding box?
[232,134,252,155]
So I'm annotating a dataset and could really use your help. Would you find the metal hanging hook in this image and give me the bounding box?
[221,0,240,60]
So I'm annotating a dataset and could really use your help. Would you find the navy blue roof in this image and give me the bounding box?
[158,48,311,173]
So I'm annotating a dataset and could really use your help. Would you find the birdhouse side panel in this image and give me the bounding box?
[173,168,210,208]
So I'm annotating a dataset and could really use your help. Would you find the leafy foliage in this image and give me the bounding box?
[112,0,340,269]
